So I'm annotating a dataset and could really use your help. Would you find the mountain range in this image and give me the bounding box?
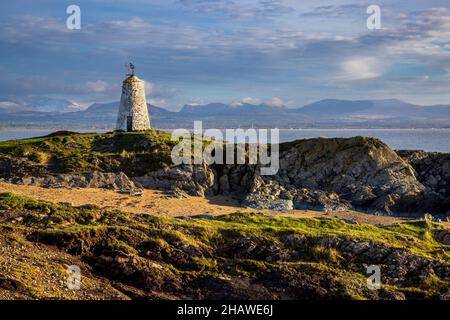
[0,97,449,129]
[0,97,82,113]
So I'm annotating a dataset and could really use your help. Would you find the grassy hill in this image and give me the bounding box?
[0,130,179,177]
[0,192,448,299]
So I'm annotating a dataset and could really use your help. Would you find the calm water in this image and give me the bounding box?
[0,130,104,141]
[0,128,449,152]
[278,129,450,152]
[0,130,56,141]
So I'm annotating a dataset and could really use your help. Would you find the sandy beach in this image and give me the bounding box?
[0,182,428,227]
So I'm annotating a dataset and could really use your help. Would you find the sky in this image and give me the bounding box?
[1,0,450,110]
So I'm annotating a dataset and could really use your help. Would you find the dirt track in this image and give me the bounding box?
[0,182,437,227]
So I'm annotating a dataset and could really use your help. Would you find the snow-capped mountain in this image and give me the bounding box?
[0,96,84,113]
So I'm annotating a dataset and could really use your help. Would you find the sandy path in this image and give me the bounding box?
[0,182,432,227]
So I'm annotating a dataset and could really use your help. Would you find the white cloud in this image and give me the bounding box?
[186,98,207,106]
[2,5,450,106]
[144,81,177,98]
[265,97,286,107]
[179,0,294,19]
[0,101,26,111]
[148,98,170,108]
[234,96,287,107]
[242,97,262,105]
[230,101,244,107]
[340,57,382,81]
[85,80,110,93]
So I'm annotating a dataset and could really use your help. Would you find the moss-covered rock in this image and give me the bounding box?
[0,130,177,178]
[0,193,448,300]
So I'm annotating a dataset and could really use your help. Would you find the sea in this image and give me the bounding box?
[0,128,449,152]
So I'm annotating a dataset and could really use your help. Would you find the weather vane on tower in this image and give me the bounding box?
[125,62,135,76]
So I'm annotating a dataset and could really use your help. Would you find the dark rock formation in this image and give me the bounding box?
[217,137,447,215]
[241,175,351,212]
[397,150,450,212]
[0,157,49,179]
[271,137,428,214]
[2,134,448,215]
[134,164,216,197]
[2,190,446,300]
[241,194,294,211]
[8,171,143,195]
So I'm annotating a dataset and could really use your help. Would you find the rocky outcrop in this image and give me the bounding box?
[8,171,142,195]
[272,137,427,214]
[134,164,216,197]
[241,194,294,211]
[0,157,50,179]
[217,137,446,214]
[1,192,449,300]
[214,164,257,195]
[397,150,450,212]
[435,229,450,245]
[13,202,450,299]
[316,236,449,289]
[241,175,351,212]
[2,135,448,215]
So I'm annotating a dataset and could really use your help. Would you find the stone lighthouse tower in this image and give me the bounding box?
[116,63,151,131]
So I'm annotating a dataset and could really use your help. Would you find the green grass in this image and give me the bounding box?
[193,212,448,259]
[0,192,447,259]
[0,192,448,299]
[0,130,178,176]
[0,130,274,178]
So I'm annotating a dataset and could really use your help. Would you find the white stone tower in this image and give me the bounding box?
[116,64,151,131]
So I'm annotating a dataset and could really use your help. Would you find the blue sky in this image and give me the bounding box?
[1,0,450,110]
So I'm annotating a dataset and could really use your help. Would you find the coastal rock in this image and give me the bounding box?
[273,137,426,214]
[397,150,450,213]
[241,194,294,211]
[220,137,432,214]
[2,134,448,215]
[291,189,352,212]
[134,164,216,197]
[434,230,450,245]
[0,157,49,179]
[242,175,351,212]
[9,171,142,194]
[315,236,449,287]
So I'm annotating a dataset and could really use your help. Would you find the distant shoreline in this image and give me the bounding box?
[1,127,450,132]
[1,127,450,152]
